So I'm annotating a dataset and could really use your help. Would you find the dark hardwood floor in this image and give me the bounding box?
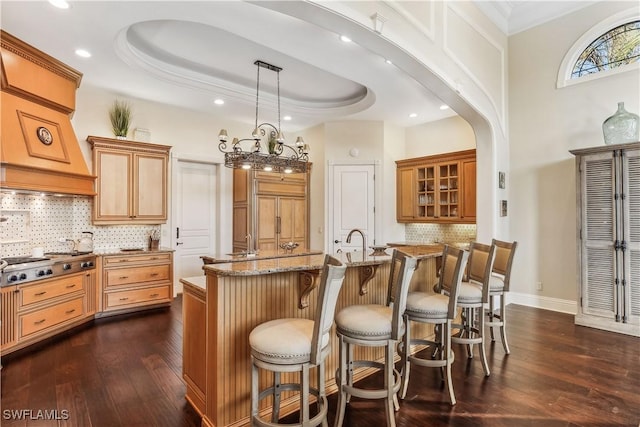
[1,298,638,426]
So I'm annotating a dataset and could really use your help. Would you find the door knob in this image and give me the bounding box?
[176,242,184,246]
[334,240,341,244]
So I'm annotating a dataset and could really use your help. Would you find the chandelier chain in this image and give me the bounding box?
[277,69,281,135]
[254,63,260,132]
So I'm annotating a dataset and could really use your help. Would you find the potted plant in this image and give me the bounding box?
[109,100,132,139]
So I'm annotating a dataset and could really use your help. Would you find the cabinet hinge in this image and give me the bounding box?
[621,240,627,252]
[614,277,619,285]
[579,228,582,240]
[614,193,619,201]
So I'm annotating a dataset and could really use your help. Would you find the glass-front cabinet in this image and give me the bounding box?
[397,150,475,224]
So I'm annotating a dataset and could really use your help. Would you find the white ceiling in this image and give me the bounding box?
[0,1,596,132]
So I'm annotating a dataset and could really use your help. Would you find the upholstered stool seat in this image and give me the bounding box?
[250,255,347,427]
[250,318,329,364]
[335,305,400,340]
[451,242,496,377]
[457,281,483,304]
[489,274,505,292]
[334,250,417,427]
[399,246,469,405]
[405,293,450,319]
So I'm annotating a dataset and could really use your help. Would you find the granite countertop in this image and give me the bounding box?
[203,254,327,276]
[200,248,323,264]
[388,241,470,250]
[94,247,175,256]
[203,246,444,277]
[180,275,206,290]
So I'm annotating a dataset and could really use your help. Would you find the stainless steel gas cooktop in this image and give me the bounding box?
[1,253,96,287]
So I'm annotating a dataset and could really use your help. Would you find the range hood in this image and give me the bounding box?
[0,30,95,195]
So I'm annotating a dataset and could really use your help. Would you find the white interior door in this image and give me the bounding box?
[330,164,375,253]
[173,159,217,294]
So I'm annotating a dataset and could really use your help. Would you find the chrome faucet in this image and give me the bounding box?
[346,229,366,254]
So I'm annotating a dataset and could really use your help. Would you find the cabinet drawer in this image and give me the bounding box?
[105,264,170,287]
[105,285,171,309]
[103,253,172,266]
[20,274,84,308]
[19,297,84,338]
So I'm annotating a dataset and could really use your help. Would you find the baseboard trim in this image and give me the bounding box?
[506,292,577,315]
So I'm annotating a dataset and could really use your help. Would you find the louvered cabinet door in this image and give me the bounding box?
[580,152,618,320]
[621,148,640,327]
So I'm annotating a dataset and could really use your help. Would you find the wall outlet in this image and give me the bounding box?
[536,281,543,291]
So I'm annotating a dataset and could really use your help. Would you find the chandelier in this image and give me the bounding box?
[218,60,309,174]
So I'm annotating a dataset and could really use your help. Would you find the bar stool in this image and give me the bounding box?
[487,239,518,354]
[249,255,347,427]
[451,241,496,377]
[333,249,417,427]
[399,245,469,405]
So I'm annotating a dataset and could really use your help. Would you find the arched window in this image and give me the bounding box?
[571,21,640,78]
[557,9,640,88]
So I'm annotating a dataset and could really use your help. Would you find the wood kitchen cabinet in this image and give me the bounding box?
[233,168,310,252]
[396,149,476,224]
[97,251,173,317]
[1,270,96,355]
[88,136,171,225]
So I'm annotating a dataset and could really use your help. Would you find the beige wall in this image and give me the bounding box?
[405,116,476,157]
[509,2,639,309]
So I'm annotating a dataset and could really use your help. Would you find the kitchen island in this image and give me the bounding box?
[182,246,442,427]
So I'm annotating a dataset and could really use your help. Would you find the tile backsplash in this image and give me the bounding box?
[405,223,476,244]
[1,193,160,257]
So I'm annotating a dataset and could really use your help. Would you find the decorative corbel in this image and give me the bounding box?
[298,270,321,309]
[358,264,379,296]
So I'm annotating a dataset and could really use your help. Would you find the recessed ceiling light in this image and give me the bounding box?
[340,35,352,43]
[75,49,91,58]
[385,59,393,65]
[48,0,70,9]
[409,113,418,118]
[283,115,292,121]
[440,104,450,110]
[214,99,224,105]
